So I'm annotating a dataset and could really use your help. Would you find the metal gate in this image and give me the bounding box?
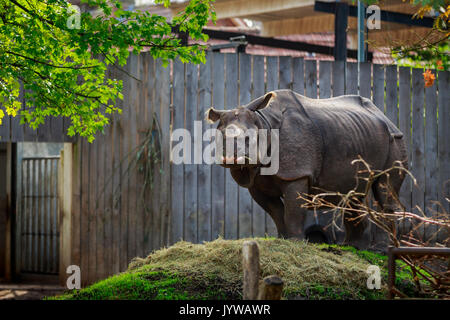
[19,156,60,274]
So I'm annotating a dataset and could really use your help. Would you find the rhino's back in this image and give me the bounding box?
[292,93,397,191]
[294,94,403,138]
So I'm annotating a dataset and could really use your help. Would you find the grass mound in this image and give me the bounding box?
[51,238,416,300]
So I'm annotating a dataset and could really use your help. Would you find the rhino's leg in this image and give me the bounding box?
[373,137,407,213]
[248,187,287,238]
[371,169,405,243]
[343,209,369,248]
[282,178,308,239]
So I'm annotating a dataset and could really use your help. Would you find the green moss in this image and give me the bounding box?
[51,239,421,300]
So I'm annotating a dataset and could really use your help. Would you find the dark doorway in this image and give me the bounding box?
[305,225,330,244]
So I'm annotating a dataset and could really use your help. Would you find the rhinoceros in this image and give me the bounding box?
[206,89,408,246]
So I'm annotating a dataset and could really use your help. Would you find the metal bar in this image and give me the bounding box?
[386,246,450,299]
[22,156,60,160]
[200,28,373,61]
[315,1,435,28]
[391,247,450,256]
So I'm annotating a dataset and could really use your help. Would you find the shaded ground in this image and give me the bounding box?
[0,284,65,300]
[50,238,420,300]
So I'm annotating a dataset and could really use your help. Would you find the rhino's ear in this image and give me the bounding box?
[247,91,276,112]
[205,107,225,123]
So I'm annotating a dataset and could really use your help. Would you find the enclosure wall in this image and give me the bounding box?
[67,53,449,285]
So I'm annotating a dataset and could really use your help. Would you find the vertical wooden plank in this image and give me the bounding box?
[373,64,385,112]
[135,53,146,255]
[211,52,226,240]
[411,68,425,216]
[437,71,450,215]
[37,158,43,272]
[110,63,123,273]
[346,62,358,95]
[171,59,185,244]
[266,56,279,94]
[424,72,438,212]
[332,61,345,97]
[252,55,266,237]
[424,71,438,241]
[398,67,412,213]
[224,53,239,240]
[184,63,199,243]
[96,132,105,279]
[71,142,81,271]
[14,145,22,275]
[26,160,32,272]
[385,65,398,124]
[359,62,372,99]
[279,56,292,90]
[120,59,131,270]
[151,59,162,249]
[159,58,171,247]
[292,58,304,95]
[265,56,278,237]
[19,160,26,273]
[238,53,253,238]
[101,64,112,277]
[44,159,49,273]
[319,61,332,98]
[54,158,59,273]
[127,54,138,261]
[59,144,72,284]
[88,141,97,283]
[198,53,212,243]
[305,60,317,98]
[80,138,90,284]
[143,56,154,253]
[109,68,123,273]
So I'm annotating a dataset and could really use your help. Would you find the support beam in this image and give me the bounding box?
[315,1,435,28]
[334,2,349,61]
[201,28,373,61]
[357,1,366,62]
[171,0,315,20]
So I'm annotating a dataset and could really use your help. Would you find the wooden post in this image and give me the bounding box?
[59,143,73,286]
[242,240,260,300]
[257,276,284,300]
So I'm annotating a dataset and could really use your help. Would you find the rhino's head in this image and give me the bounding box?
[205,92,276,169]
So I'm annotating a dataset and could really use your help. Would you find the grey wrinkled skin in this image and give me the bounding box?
[206,89,408,246]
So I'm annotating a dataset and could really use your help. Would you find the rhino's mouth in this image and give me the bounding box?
[220,155,257,167]
[221,155,245,164]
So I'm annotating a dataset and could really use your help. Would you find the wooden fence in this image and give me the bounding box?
[65,52,449,285]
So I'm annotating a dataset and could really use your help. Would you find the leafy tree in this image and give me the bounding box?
[0,0,215,141]
[360,0,449,73]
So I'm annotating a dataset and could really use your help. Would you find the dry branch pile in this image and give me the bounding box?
[298,156,449,298]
